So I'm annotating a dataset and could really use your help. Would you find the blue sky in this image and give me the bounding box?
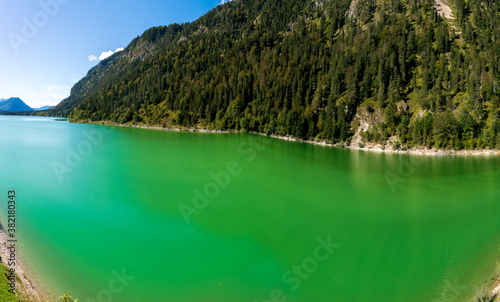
[0,0,223,108]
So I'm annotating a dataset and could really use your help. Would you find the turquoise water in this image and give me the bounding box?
[0,116,500,301]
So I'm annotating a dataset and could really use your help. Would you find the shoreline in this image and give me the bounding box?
[264,134,500,156]
[0,222,45,301]
[80,120,500,156]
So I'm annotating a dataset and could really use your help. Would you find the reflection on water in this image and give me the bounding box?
[0,116,499,302]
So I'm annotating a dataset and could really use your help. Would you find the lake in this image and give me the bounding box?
[1,116,499,302]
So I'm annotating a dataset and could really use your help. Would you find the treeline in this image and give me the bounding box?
[59,0,500,149]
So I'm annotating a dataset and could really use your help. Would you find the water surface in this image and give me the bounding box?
[0,116,499,302]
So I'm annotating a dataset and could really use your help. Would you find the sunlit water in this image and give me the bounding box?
[1,116,499,302]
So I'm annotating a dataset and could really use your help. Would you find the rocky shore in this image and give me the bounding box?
[78,120,500,156]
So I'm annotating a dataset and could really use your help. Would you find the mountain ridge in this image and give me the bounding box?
[33,105,54,111]
[36,0,500,150]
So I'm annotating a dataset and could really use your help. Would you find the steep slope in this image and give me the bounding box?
[0,97,33,112]
[54,0,314,117]
[59,0,500,150]
[49,26,175,117]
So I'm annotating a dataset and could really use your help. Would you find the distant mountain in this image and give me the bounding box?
[0,97,33,112]
[33,105,53,111]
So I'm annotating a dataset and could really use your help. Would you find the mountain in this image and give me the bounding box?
[0,97,33,112]
[33,105,53,111]
[51,0,500,150]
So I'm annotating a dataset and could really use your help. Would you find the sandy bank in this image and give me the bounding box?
[0,223,44,301]
[257,133,500,156]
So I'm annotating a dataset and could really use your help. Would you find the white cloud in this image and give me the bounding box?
[220,0,234,4]
[98,47,124,61]
[98,50,114,61]
[24,85,71,107]
[88,47,124,63]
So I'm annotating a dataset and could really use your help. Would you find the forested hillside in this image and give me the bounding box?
[51,0,500,149]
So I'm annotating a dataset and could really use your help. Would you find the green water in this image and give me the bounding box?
[1,116,500,302]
